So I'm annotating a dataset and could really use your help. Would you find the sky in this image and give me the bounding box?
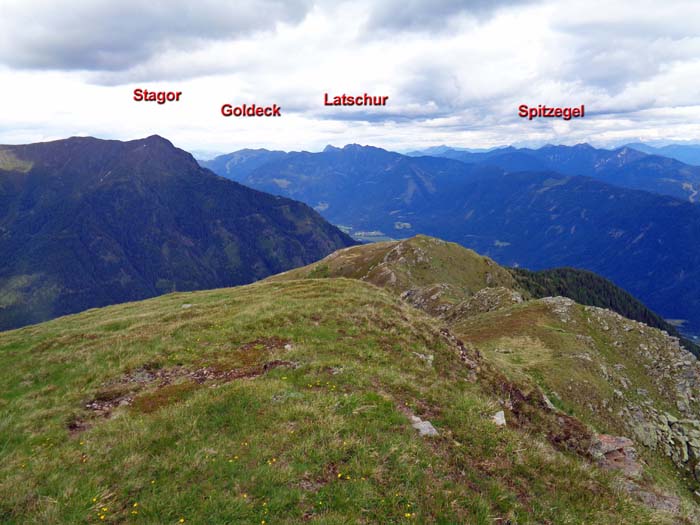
[1,0,700,155]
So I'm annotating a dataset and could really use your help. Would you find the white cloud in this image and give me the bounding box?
[0,0,699,152]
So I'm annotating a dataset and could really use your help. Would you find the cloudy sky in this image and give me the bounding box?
[1,0,700,154]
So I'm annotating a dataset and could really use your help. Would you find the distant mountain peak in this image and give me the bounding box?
[320,144,392,156]
[339,144,394,155]
[538,143,594,151]
[0,135,356,331]
[141,134,173,146]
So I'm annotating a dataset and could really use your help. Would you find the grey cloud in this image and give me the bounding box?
[392,61,523,124]
[560,14,700,42]
[554,9,700,92]
[556,35,699,93]
[365,0,541,32]
[401,65,464,110]
[562,43,664,92]
[0,0,312,71]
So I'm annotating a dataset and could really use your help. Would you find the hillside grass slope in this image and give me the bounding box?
[1,278,688,524]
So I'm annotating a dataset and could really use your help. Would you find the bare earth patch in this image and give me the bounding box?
[71,337,297,430]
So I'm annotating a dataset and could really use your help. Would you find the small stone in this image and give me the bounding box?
[411,418,438,437]
[542,394,556,411]
[412,352,434,365]
[495,348,513,354]
[181,304,193,309]
[492,411,506,426]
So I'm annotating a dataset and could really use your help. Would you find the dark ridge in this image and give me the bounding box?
[0,135,356,331]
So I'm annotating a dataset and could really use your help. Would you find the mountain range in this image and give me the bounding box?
[203,144,700,335]
[417,143,700,203]
[623,143,700,166]
[5,134,700,337]
[0,135,354,330]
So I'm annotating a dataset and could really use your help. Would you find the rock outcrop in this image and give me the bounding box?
[583,304,700,483]
[447,287,524,320]
[589,434,642,478]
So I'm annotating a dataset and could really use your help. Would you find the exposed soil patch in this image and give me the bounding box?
[295,460,340,516]
[73,356,297,430]
[296,473,328,493]
[297,462,343,520]
[546,414,593,456]
[67,415,91,435]
[396,398,442,423]
[484,369,593,457]
[226,337,293,367]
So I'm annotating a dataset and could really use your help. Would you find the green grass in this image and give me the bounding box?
[511,266,700,356]
[454,299,699,504]
[268,235,517,305]
[0,149,33,172]
[0,278,681,523]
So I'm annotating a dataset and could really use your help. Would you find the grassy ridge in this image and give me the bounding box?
[269,235,516,313]
[0,279,664,524]
[511,267,700,356]
[452,298,699,503]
